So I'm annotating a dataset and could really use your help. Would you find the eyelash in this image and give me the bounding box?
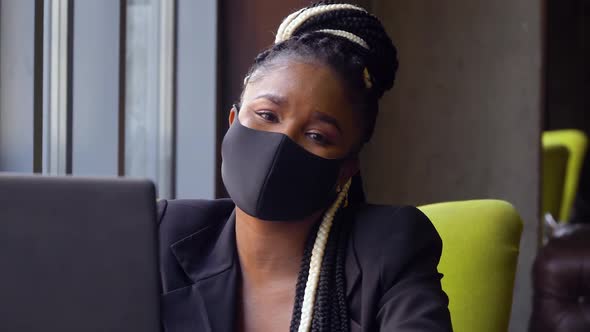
[253,110,333,146]
[307,132,330,146]
[254,110,278,123]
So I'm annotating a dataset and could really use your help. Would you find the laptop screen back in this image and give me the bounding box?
[0,175,161,332]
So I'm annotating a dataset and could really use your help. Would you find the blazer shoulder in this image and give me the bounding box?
[352,203,441,246]
[157,198,235,246]
[351,204,443,285]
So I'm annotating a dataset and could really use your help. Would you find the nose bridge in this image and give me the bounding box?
[283,122,300,142]
[281,116,306,144]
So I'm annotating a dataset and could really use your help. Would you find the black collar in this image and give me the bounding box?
[171,209,237,283]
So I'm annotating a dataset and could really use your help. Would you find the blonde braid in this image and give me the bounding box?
[315,29,369,50]
[274,4,367,44]
[297,177,352,332]
[275,7,306,42]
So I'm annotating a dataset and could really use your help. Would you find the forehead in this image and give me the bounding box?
[242,60,352,113]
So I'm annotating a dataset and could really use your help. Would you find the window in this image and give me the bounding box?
[0,0,217,199]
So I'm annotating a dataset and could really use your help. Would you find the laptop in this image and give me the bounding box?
[0,174,161,332]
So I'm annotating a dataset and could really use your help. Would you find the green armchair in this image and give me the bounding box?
[419,200,523,332]
[542,129,588,221]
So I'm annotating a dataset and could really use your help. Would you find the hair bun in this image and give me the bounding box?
[275,1,398,97]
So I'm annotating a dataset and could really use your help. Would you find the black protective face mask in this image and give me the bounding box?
[221,115,345,221]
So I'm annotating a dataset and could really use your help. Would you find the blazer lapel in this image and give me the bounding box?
[344,209,361,299]
[345,234,361,299]
[165,210,239,332]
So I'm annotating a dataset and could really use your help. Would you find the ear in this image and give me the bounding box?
[228,106,237,126]
[337,157,360,187]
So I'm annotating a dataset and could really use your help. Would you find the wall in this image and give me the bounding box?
[364,1,543,331]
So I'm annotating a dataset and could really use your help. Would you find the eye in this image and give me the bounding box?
[306,132,331,146]
[254,110,279,123]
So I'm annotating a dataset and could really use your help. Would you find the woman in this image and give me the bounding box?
[158,2,452,331]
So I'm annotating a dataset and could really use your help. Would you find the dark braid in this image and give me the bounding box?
[242,2,397,331]
[310,211,339,331]
[294,203,353,332]
[334,210,353,331]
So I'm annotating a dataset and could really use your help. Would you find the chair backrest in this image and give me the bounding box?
[419,200,523,332]
[543,130,588,221]
[542,145,569,219]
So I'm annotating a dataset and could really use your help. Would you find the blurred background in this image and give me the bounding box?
[0,0,588,331]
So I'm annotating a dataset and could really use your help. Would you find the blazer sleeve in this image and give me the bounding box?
[376,206,453,331]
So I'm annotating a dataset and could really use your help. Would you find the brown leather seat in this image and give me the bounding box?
[530,225,590,331]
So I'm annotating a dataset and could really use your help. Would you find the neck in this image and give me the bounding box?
[235,207,322,284]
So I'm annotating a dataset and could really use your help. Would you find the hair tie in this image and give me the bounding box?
[363,67,373,89]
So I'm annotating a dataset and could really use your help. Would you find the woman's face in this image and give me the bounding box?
[232,60,364,161]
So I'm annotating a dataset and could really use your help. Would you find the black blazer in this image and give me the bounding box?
[157,199,452,332]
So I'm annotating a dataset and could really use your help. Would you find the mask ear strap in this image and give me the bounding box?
[232,104,240,113]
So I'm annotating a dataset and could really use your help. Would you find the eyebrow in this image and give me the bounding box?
[312,112,343,134]
[252,93,343,134]
[253,93,287,106]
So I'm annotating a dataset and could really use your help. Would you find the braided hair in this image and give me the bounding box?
[241,2,398,331]
[244,1,398,144]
